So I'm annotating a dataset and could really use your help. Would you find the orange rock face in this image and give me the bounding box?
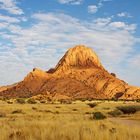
[0,45,140,100]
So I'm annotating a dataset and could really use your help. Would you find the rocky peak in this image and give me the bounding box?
[54,45,104,72]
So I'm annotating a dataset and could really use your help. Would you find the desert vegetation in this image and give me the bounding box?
[0,99,140,140]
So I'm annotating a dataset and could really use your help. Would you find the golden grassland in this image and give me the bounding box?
[0,99,140,140]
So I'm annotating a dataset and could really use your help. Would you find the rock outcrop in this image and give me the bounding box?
[0,45,140,100]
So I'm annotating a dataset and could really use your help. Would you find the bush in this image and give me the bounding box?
[7,100,13,104]
[12,109,22,114]
[60,100,72,104]
[136,99,140,103]
[92,112,106,120]
[16,98,26,104]
[108,109,123,117]
[85,112,91,114]
[72,109,78,111]
[40,100,46,104]
[87,103,97,108]
[32,107,37,110]
[27,98,37,104]
[55,111,59,114]
[117,105,140,114]
[111,97,118,101]
[80,98,87,102]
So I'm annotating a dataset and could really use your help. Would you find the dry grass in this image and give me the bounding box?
[0,100,140,140]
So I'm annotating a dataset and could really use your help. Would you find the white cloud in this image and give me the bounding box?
[88,0,112,14]
[93,18,111,26]
[109,22,136,31]
[0,0,23,15]
[128,54,140,68]
[117,12,132,18]
[0,14,20,23]
[88,5,98,14]
[0,22,8,29]
[0,12,140,86]
[58,0,83,5]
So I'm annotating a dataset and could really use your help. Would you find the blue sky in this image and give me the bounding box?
[0,0,140,86]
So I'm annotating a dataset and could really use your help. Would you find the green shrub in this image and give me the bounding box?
[27,98,37,104]
[87,103,97,108]
[92,112,106,120]
[117,105,140,114]
[16,98,26,104]
[108,110,123,117]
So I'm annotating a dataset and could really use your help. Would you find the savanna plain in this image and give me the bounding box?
[0,99,140,140]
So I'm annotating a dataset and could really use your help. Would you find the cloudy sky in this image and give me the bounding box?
[0,0,140,86]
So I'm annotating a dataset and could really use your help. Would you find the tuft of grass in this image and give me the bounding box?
[108,109,123,117]
[0,112,6,117]
[32,107,37,110]
[117,105,140,114]
[55,106,61,108]
[87,103,97,108]
[103,107,110,110]
[99,124,107,130]
[109,128,117,134]
[85,112,91,114]
[12,109,23,114]
[92,112,106,120]
[45,110,53,113]
[27,98,37,104]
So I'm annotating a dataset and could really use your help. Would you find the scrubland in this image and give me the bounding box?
[0,99,140,140]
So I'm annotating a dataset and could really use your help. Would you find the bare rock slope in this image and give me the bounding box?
[0,45,140,100]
